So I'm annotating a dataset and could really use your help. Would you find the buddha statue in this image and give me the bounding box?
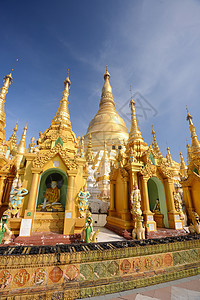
[37,180,64,212]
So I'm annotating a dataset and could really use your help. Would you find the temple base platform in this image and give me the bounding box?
[0,234,199,299]
[105,222,188,240]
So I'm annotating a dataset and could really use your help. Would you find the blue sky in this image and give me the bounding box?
[1,0,200,162]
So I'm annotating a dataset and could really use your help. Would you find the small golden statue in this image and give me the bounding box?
[77,185,90,218]
[5,177,28,218]
[130,186,145,240]
[153,199,161,214]
[28,137,36,153]
[129,147,137,163]
[37,180,64,212]
[173,188,184,220]
[130,185,142,216]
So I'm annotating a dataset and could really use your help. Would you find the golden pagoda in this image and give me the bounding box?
[3,71,88,239]
[84,66,129,151]
[181,109,200,221]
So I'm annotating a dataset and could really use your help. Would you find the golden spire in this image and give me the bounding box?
[186,140,191,164]
[0,70,13,141]
[180,151,187,170]
[8,120,18,151]
[17,124,27,154]
[85,133,94,163]
[99,65,115,108]
[186,108,200,155]
[152,125,163,158]
[52,70,71,129]
[128,97,144,143]
[166,145,174,166]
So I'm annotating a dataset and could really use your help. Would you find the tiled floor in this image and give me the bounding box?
[94,227,126,242]
[80,275,200,300]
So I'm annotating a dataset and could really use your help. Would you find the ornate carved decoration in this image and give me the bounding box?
[109,166,118,181]
[139,162,153,178]
[109,166,129,182]
[32,144,78,170]
[142,145,160,162]
[158,162,173,179]
[120,168,129,181]
[0,157,17,175]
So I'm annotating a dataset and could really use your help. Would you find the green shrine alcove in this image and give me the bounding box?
[36,168,68,210]
[147,177,169,228]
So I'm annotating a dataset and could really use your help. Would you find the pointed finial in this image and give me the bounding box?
[64,68,71,87]
[14,120,18,132]
[152,125,155,138]
[186,105,193,125]
[104,65,110,80]
[129,94,135,108]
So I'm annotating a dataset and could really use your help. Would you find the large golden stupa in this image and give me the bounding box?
[84,67,129,151]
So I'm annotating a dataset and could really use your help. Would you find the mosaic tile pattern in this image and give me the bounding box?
[0,242,199,299]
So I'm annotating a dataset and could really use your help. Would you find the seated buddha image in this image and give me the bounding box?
[37,174,64,212]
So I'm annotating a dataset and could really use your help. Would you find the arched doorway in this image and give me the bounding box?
[36,168,68,210]
[147,177,169,228]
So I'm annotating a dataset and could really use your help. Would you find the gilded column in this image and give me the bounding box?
[164,178,176,213]
[3,177,13,206]
[164,178,182,229]
[25,172,40,217]
[121,179,131,222]
[63,171,77,235]
[65,175,75,212]
[123,180,128,210]
[142,177,151,213]
[0,175,6,206]
[109,181,115,214]
[183,186,193,220]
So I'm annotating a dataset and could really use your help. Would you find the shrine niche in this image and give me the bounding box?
[147,177,169,228]
[36,169,67,212]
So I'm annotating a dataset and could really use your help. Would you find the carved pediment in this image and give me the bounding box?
[0,157,16,175]
[140,160,173,179]
[140,161,156,178]
[158,162,173,179]
[110,166,129,181]
[32,144,78,170]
